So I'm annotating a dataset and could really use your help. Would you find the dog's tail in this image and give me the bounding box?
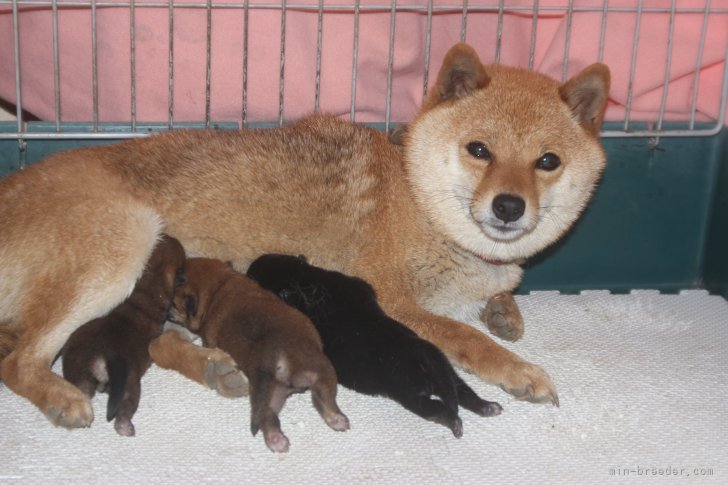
[105,353,128,422]
[0,326,18,364]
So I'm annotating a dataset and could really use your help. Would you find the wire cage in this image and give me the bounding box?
[0,0,727,295]
[1,1,726,149]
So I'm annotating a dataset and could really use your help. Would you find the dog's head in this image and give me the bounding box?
[168,257,231,332]
[134,234,187,319]
[246,254,313,311]
[247,254,379,318]
[405,43,610,263]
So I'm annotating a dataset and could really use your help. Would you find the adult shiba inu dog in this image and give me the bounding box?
[0,43,609,428]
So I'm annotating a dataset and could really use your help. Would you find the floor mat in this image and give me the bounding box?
[2,291,726,484]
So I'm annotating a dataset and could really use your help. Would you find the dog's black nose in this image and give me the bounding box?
[492,194,525,223]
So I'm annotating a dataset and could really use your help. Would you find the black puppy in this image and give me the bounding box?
[61,235,187,436]
[247,254,502,438]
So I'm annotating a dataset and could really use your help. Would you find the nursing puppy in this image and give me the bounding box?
[247,254,503,438]
[60,235,186,436]
[0,42,609,427]
[168,257,349,453]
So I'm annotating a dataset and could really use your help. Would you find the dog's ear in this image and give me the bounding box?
[424,43,489,111]
[559,63,611,137]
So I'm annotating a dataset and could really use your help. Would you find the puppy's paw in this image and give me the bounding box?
[481,293,524,342]
[500,361,559,407]
[324,412,350,432]
[479,401,503,417]
[204,350,249,398]
[114,417,136,437]
[44,385,94,429]
[263,430,290,453]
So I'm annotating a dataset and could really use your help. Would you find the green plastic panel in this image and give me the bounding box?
[1,122,726,297]
[520,131,727,295]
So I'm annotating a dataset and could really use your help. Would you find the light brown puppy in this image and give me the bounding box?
[167,258,348,452]
[0,43,609,427]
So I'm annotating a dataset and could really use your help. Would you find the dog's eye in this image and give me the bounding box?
[174,270,187,287]
[535,153,561,171]
[185,295,197,316]
[466,142,491,160]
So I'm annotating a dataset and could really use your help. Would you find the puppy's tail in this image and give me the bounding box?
[105,353,128,422]
[0,326,18,364]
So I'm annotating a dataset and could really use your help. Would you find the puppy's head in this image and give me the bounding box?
[246,254,311,309]
[247,254,378,316]
[406,43,610,262]
[169,257,231,332]
[135,234,187,314]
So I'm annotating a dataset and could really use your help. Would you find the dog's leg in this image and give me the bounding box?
[391,302,559,406]
[249,370,290,453]
[307,364,350,432]
[0,207,162,428]
[481,292,524,342]
[450,371,503,417]
[395,392,464,438]
[149,330,248,398]
[112,377,141,437]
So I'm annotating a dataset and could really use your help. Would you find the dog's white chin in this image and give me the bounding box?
[480,222,529,242]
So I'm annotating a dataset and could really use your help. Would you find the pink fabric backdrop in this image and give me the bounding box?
[1,0,726,125]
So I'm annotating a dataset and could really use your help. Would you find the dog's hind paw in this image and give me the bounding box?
[114,417,136,437]
[204,351,249,398]
[500,361,559,407]
[481,292,524,342]
[324,412,350,432]
[479,401,503,417]
[264,430,290,453]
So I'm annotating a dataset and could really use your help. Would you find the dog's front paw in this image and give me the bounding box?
[500,361,559,407]
[481,292,524,342]
[44,385,94,429]
[204,350,249,398]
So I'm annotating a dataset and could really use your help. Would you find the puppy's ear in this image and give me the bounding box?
[424,43,489,111]
[559,63,611,137]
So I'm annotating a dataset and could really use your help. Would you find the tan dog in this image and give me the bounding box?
[167,257,348,452]
[0,42,609,427]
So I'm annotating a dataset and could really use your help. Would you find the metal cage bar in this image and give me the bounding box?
[1,0,727,142]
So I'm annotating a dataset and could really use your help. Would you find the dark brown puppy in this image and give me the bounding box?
[61,235,186,436]
[169,257,349,453]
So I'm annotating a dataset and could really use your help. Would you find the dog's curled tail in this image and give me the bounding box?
[105,353,129,422]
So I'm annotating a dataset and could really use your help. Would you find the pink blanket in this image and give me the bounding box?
[1,0,726,126]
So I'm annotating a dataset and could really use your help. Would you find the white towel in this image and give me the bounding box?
[2,291,726,484]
